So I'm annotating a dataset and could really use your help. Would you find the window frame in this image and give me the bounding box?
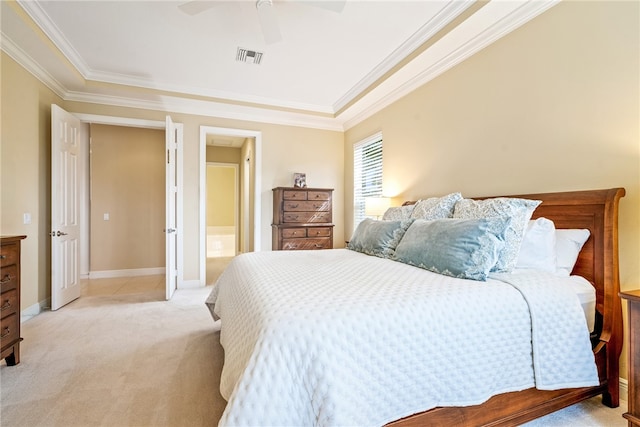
[353,132,383,228]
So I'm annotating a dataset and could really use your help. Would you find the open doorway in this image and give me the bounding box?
[206,162,238,258]
[200,126,261,286]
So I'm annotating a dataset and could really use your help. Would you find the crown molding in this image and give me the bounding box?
[0,30,67,98]
[339,0,559,130]
[5,0,559,133]
[17,0,93,78]
[332,0,475,113]
[64,90,344,131]
[16,0,333,115]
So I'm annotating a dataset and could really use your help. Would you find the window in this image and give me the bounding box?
[353,132,383,227]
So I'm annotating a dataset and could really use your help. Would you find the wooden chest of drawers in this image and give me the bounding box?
[272,187,334,250]
[1,235,26,366]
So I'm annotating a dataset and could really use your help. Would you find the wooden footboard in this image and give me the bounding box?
[391,188,625,426]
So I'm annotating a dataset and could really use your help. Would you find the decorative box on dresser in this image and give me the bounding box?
[272,187,334,250]
[1,235,26,366]
[621,289,640,427]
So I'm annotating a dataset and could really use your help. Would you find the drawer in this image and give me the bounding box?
[283,190,307,201]
[282,237,331,250]
[283,212,332,224]
[0,243,19,268]
[307,191,331,201]
[281,228,307,239]
[0,312,19,350]
[284,200,331,212]
[0,265,18,293]
[0,289,18,318]
[307,227,332,238]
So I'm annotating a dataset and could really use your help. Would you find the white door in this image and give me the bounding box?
[51,104,81,310]
[165,116,179,300]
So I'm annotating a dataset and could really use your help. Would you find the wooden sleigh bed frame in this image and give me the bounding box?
[389,187,626,427]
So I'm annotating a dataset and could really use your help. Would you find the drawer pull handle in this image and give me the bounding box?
[0,255,5,260]
[290,204,299,208]
[0,275,13,284]
[315,244,323,248]
[1,300,10,310]
[1,327,10,339]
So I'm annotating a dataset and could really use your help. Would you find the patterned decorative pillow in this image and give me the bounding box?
[393,218,511,281]
[382,205,415,221]
[410,192,463,220]
[453,197,541,272]
[347,219,414,258]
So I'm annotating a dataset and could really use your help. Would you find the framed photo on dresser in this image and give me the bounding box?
[293,173,306,188]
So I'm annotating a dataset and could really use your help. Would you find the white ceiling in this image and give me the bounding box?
[1,0,558,131]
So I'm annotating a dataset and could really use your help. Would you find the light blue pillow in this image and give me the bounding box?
[392,218,511,281]
[347,219,413,258]
[453,197,541,272]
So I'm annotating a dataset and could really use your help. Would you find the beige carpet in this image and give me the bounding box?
[0,257,628,426]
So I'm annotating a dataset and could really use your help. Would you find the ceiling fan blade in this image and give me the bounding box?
[256,0,282,44]
[301,1,346,13]
[178,1,218,16]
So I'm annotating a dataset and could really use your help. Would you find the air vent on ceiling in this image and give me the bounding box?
[236,48,263,65]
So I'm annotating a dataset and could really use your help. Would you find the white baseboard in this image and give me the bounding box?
[89,267,164,279]
[21,298,49,323]
[620,377,628,402]
[178,279,204,289]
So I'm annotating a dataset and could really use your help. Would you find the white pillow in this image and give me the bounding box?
[516,217,557,272]
[555,229,590,276]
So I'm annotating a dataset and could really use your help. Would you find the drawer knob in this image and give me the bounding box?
[0,300,10,310]
[0,326,10,339]
[0,275,13,284]
[0,255,5,260]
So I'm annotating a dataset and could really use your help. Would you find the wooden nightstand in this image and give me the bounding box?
[620,289,640,427]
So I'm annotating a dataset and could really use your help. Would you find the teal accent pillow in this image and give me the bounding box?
[453,197,541,273]
[392,218,511,281]
[347,219,413,258]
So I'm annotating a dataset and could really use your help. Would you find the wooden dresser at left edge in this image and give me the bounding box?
[272,187,334,250]
[1,235,26,366]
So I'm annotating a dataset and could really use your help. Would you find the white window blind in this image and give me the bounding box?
[353,133,383,227]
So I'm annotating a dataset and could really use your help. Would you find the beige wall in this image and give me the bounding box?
[1,53,64,312]
[345,1,639,380]
[89,124,165,271]
[206,165,236,227]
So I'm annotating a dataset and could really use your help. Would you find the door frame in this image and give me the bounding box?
[74,113,184,288]
[199,126,262,286]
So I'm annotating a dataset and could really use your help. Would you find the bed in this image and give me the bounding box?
[206,187,625,426]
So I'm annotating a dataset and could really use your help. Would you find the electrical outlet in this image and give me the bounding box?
[23,213,31,224]
[103,213,110,221]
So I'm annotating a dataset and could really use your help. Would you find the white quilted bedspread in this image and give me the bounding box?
[206,249,598,427]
